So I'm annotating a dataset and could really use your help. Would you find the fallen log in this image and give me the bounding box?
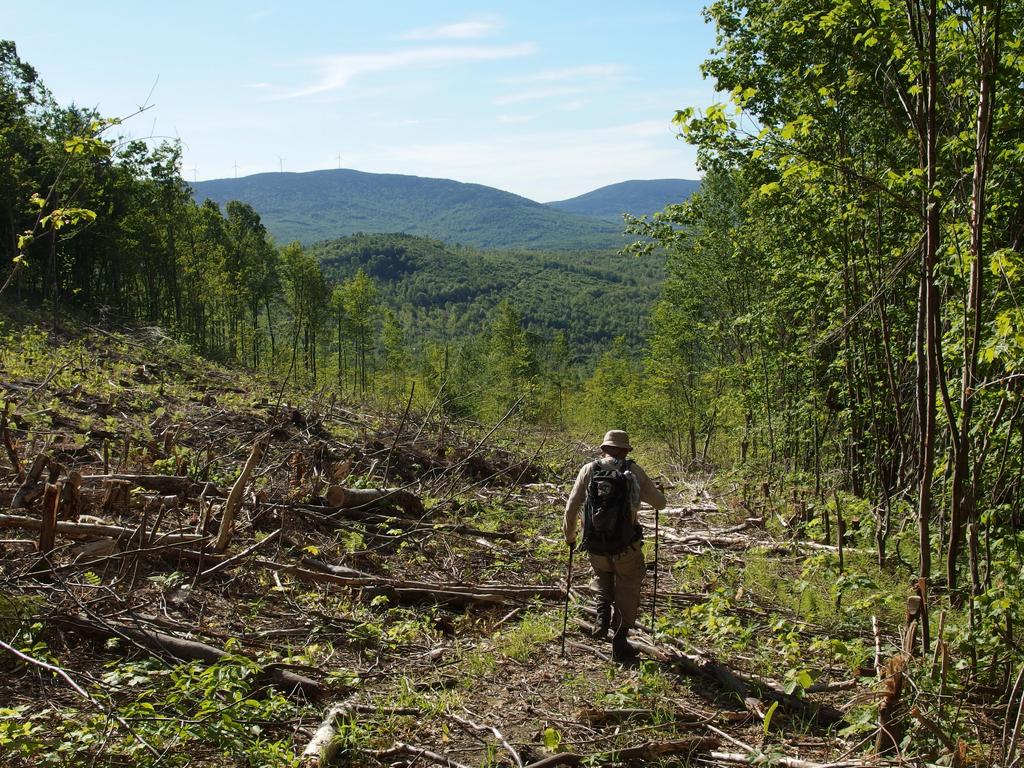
[653,636,845,728]
[325,485,424,517]
[0,513,206,546]
[299,556,371,578]
[301,557,566,599]
[81,473,218,497]
[300,504,506,543]
[299,502,413,528]
[55,614,322,700]
[302,703,352,767]
[301,704,432,767]
[257,560,507,607]
[575,619,844,728]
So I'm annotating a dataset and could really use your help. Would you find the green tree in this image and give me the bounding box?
[483,299,536,421]
[379,308,410,401]
[339,269,380,395]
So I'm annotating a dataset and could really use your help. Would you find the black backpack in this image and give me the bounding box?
[582,459,639,555]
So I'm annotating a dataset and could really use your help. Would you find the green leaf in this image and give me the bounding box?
[543,726,562,750]
[763,701,779,733]
[672,108,694,127]
[759,182,781,197]
[63,135,110,157]
[47,207,97,230]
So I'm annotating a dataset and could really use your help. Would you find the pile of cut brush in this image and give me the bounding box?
[0,318,584,765]
[0,316,972,768]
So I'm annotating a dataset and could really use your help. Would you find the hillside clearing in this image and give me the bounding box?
[0,315,994,767]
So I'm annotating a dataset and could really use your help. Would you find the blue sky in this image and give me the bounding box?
[4,2,719,201]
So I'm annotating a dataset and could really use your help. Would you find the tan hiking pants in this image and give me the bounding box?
[588,541,645,631]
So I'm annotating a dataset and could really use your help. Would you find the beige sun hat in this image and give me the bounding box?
[600,430,632,451]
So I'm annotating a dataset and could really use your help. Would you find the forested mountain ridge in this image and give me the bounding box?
[190,169,627,250]
[545,178,701,220]
[309,232,662,360]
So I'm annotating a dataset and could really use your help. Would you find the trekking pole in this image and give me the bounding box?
[651,504,660,634]
[561,541,575,657]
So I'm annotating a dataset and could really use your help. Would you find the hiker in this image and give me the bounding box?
[564,429,666,663]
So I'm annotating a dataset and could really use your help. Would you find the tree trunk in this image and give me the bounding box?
[915,0,939,654]
[948,1,999,598]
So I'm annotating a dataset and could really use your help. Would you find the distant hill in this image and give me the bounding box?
[309,233,663,360]
[190,169,626,250]
[545,179,701,220]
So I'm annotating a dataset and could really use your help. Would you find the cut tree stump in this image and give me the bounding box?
[100,479,132,514]
[12,453,51,508]
[57,471,81,520]
[39,483,60,554]
[213,437,267,554]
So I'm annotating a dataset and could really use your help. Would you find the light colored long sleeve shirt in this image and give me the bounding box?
[563,456,666,544]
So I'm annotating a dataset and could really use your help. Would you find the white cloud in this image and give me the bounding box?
[374,118,424,128]
[560,99,588,112]
[242,82,273,90]
[492,65,623,106]
[402,17,502,41]
[497,114,535,124]
[282,44,537,99]
[492,86,589,105]
[502,64,624,84]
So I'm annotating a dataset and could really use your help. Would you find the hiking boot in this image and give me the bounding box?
[612,628,639,663]
[591,608,611,640]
